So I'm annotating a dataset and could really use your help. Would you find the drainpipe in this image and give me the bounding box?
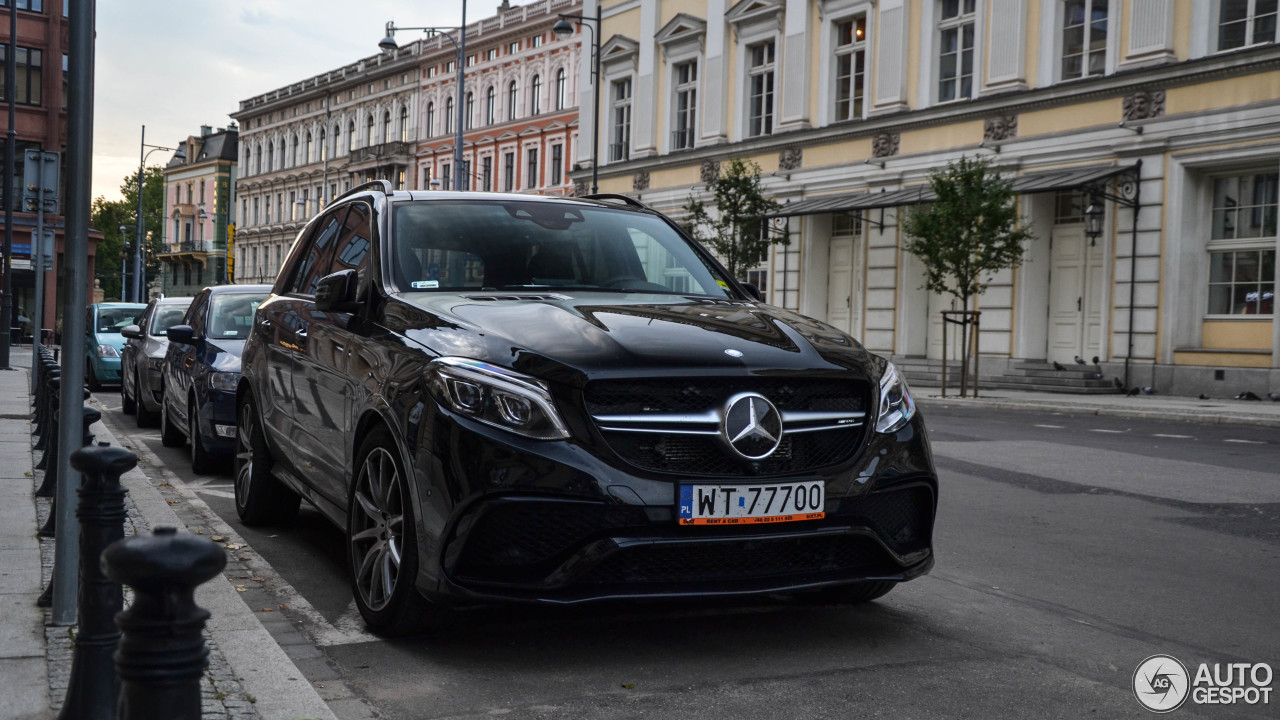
[1123,159,1143,390]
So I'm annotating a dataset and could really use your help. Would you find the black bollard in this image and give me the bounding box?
[34,371,60,453]
[102,526,227,720]
[55,442,135,720]
[37,405,101,537]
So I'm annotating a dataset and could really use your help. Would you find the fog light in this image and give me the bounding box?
[214,424,236,438]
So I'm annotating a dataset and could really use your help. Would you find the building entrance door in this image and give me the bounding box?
[825,227,863,340]
[1047,225,1103,364]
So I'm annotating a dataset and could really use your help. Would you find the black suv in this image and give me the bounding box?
[237,182,936,635]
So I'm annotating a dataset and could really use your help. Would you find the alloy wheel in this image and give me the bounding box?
[350,446,405,612]
[234,401,255,507]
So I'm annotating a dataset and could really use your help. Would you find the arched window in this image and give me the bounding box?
[348,121,355,153]
[507,81,518,121]
[254,143,262,174]
[399,106,409,142]
[305,132,313,164]
[292,134,300,166]
[382,110,392,143]
[426,102,435,137]
[555,68,567,110]
[332,124,340,157]
[267,141,274,171]
[445,96,455,134]
[319,128,326,161]
[530,74,541,115]
[366,114,375,147]
[465,92,474,130]
[485,86,496,125]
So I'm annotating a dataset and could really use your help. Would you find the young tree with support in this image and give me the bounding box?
[682,158,787,282]
[902,155,1032,397]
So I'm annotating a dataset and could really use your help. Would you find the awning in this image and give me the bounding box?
[765,163,1137,217]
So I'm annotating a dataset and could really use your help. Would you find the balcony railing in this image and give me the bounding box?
[609,142,629,163]
[670,129,695,151]
[348,141,412,164]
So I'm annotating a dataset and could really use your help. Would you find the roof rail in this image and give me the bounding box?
[333,179,394,204]
[583,193,651,210]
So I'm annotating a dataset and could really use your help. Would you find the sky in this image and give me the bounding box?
[92,0,467,202]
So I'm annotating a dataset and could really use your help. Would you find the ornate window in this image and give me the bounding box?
[1218,0,1280,51]
[747,41,775,137]
[672,61,698,149]
[1207,171,1277,315]
[507,81,518,121]
[610,78,631,162]
[465,92,475,130]
[938,0,976,101]
[555,68,567,110]
[833,15,867,121]
[1061,0,1108,79]
[530,74,542,115]
[486,86,496,125]
[426,102,435,138]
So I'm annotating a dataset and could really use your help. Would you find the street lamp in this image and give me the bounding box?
[118,226,128,301]
[380,3,467,191]
[553,5,602,194]
[1084,196,1105,246]
[134,125,184,302]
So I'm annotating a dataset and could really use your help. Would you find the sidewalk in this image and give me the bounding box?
[0,350,336,720]
[912,383,1280,428]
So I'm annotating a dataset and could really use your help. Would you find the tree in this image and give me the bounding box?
[682,158,786,279]
[902,155,1033,395]
[90,165,166,300]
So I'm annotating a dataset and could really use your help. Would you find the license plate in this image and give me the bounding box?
[678,481,825,526]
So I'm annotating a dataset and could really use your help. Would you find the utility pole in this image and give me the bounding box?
[1,4,18,368]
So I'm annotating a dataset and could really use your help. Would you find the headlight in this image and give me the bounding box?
[427,358,569,440]
[875,361,915,434]
[208,371,239,391]
[96,344,120,359]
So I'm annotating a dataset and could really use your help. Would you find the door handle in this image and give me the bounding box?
[1077,297,1082,312]
[296,327,309,339]
[846,296,851,308]
[258,318,272,328]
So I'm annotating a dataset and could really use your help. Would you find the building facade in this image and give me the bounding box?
[415,0,583,196]
[580,0,1280,395]
[231,47,422,285]
[158,125,238,297]
[0,0,101,340]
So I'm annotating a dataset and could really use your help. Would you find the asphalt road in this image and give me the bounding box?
[92,393,1280,720]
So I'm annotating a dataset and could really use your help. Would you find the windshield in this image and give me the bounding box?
[207,294,266,340]
[391,200,734,298]
[150,305,190,335]
[95,306,144,333]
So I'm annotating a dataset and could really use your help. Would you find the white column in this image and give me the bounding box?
[874,0,911,114]
[778,0,812,130]
[702,0,730,144]
[632,0,660,157]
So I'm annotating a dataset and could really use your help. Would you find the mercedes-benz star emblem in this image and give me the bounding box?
[722,392,784,460]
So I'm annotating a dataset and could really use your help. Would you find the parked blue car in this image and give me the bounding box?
[86,302,146,390]
[160,285,272,473]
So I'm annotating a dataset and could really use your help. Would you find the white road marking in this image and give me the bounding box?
[1224,439,1265,445]
[1153,434,1193,439]
[1088,429,1126,434]
[194,488,237,499]
[1034,424,1064,429]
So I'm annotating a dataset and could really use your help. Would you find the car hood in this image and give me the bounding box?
[389,292,876,386]
[205,339,245,373]
[93,333,128,351]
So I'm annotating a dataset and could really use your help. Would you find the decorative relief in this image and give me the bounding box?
[700,160,720,183]
[872,132,900,158]
[632,171,650,192]
[983,115,1018,142]
[572,179,588,197]
[1122,90,1165,121]
[778,147,803,171]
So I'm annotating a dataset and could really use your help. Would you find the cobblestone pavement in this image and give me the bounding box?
[32,431,262,720]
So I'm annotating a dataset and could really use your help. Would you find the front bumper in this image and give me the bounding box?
[91,356,122,382]
[196,388,238,455]
[416,408,937,605]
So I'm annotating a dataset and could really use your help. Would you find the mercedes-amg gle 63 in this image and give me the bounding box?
[236,181,937,636]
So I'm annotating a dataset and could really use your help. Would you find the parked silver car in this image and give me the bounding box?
[120,296,193,426]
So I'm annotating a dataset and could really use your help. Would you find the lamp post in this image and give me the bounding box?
[380,1,467,191]
[119,226,129,301]
[553,4,602,194]
[134,126,183,302]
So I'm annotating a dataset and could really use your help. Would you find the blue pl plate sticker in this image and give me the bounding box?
[679,486,693,519]
[411,280,439,289]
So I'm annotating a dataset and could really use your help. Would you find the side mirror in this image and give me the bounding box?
[740,282,763,302]
[120,324,142,340]
[314,269,361,313]
[166,325,196,345]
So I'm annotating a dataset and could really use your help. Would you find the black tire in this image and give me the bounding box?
[135,370,158,427]
[233,393,299,526]
[121,364,136,415]
[160,392,185,448]
[803,581,896,606]
[188,397,214,474]
[86,361,101,392]
[348,427,441,637]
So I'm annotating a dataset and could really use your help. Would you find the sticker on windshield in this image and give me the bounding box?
[411,280,439,289]
[222,330,239,336]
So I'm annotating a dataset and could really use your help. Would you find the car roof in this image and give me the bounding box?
[203,284,273,295]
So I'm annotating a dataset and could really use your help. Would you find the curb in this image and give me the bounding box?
[89,419,339,720]
[915,395,1280,429]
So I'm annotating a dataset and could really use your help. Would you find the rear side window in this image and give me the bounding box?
[287,208,348,296]
[332,203,373,299]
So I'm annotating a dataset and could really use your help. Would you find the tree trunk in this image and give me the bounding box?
[959,294,971,398]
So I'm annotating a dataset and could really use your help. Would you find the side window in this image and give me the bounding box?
[332,202,373,299]
[287,208,348,296]
[186,294,209,337]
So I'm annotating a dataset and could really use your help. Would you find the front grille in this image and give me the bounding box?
[578,534,896,585]
[840,486,934,554]
[452,501,649,583]
[585,377,869,476]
